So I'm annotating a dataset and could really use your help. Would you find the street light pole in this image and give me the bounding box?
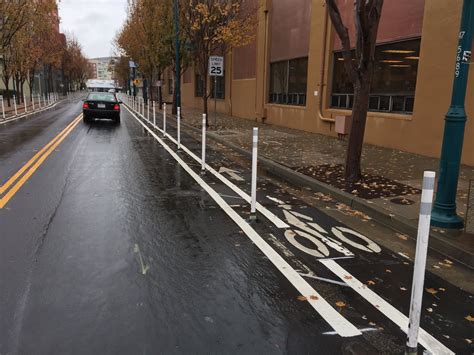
[174,0,181,110]
[431,0,474,229]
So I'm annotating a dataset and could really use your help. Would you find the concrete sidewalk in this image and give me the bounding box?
[177,106,474,268]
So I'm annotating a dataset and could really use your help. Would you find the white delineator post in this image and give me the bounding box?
[406,171,436,355]
[153,101,156,127]
[250,127,259,219]
[147,99,150,121]
[177,107,181,150]
[24,95,28,113]
[1,96,5,120]
[32,95,35,111]
[163,103,167,138]
[201,113,206,172]
[13,95,18,116]
[43,94,46,107]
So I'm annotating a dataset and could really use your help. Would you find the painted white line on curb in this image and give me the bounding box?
[319,259,454,355]
[125,105,361,338]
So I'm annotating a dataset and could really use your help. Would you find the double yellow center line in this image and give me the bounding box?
[0,113,83,209]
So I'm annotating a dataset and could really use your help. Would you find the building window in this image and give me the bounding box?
[331,39,420,114]
[195,74,204,97]
[168,78,173,95]
[269,57,308,106]
[210,75,225,99]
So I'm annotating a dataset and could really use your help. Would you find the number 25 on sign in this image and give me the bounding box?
[209,56,224,76]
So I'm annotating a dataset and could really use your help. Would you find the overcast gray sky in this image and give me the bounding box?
[58,0,128,59]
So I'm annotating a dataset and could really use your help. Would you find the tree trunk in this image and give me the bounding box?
[345,80,371,182]
[172,84,177,115]
[158,70,163,108]
[20,80,25,103]
[2,75,11,106]
[14,75,20,103]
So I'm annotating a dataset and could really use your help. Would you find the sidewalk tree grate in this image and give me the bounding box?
[294,164,421,200]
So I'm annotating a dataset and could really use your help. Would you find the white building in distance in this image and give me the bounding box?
[88,57,118,81]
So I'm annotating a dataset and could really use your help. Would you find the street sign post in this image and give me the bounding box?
[209,56,224,127]
[431,0,474,228]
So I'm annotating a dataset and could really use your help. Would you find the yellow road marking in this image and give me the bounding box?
[0,114,83,209]
[0,114,83,195]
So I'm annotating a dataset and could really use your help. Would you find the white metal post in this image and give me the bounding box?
[163,103,167,138]
[24,94,27,113]
[32,94,35,111]
[43,94,46,107]
[13,95,18,116]
[1,96,5,120]
[250,127,259,218]
[153,101,156,127]
[38,94,41,108]
[406,171,436,355]
[177,107,181,150]
[201,114,206,171]
[147,99,150,121]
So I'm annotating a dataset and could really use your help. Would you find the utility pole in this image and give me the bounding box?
[174,0,181,110]
[432,0,474,229]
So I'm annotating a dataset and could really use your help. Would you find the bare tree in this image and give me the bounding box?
[326,0,384,182]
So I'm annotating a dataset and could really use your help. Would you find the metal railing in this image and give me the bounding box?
[331,93,415,114]
[269,93,307,106]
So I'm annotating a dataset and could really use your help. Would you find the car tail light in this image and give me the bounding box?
[83,102,89,109]
[113,104,120,111]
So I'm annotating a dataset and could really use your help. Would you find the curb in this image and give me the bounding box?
[180,120,473,270]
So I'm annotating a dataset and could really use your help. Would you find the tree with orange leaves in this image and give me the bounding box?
[181,0,256,125]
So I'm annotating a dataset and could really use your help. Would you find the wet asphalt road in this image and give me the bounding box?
[0,99,472,354]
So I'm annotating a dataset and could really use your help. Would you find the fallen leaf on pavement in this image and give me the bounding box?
[385,269,392,273]
[335,301,346,307]
[465,315,474,322]
[367,280,376,285]
[426,288,438,295]
[310,295,319,300]
[344,275,353,280]
[297,295,307,301]
[397,233,408,240]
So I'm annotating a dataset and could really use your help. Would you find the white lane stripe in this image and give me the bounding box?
[125,105,361,338]
[319,259,454,355]
[127,103,289,229]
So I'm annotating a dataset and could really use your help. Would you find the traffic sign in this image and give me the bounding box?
[209,56,224,76]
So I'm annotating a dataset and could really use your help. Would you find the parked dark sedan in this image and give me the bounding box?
[83,92,121,123]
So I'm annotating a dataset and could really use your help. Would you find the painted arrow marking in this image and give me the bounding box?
[134,244,150,275]
[218,167,244,181]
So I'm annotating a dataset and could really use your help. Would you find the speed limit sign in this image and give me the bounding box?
[209,56,224,76]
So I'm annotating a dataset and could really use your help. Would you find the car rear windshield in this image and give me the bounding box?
[87,93,116,102]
